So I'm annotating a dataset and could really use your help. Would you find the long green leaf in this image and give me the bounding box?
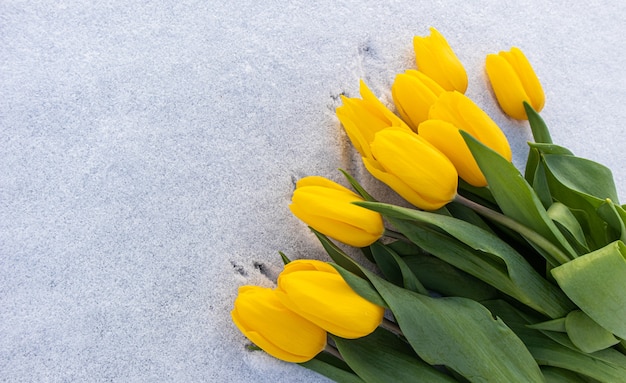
[360,269,544,382]
[333,328,457,383]
[356,201,574,318]
[461,131,578,264]
[301,358,365,383]
[403,255,498,301]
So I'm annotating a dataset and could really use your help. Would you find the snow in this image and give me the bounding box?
[1,1,625,381]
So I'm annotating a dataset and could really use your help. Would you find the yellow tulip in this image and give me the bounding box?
[428,91,512,164]
[413,27,468,93]
[364,128,458,210]
[231,285,327,363]
[336,80,411,159]
[289,176,384,247]
[391,70,445,131]
[276,259,385,339]
[485,47,545,120]
[418,119,487,187]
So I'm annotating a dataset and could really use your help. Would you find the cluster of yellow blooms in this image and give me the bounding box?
[232,27,546,364]
[231,259,384,362]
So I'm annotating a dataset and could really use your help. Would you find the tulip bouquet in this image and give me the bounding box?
[231,27,626,382]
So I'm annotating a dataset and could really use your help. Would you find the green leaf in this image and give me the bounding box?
[339,168,377,202]
[279,251,291,265]
[370,242,427,294]
[547,202,589,254]
[369,242,403,287]
[301,358,365,383]
[551,241,626,340]
[333,328,456,383]
[403,254,498,301]
[543,154,619,205]
[360,269,545,382]
[461,131,578,265]
[524,101,552,144]
[531,161,553,209]
[565,310,620,353]
[330,263,387,308]
[527,142,574,156]
[356,201,574,318]
[541,366,590,383]
[596,200,626,243]
[310,227,367,279]
[484,300,626,383]
[527,318,567,333]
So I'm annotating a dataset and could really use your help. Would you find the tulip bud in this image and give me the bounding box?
[485,47,545,120]
[364,128,458,210]
[336,80,411,159]
[428,91,512,165]
[231,285,327,363]
[391,70,445,131]
[413,27,468,93]
[418,119,487,187]
[276,260,385,339]
[289,176,384,247]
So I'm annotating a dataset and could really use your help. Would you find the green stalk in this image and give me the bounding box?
[454,194,571,265]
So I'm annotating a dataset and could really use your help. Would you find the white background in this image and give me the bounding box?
[1,1,625,381]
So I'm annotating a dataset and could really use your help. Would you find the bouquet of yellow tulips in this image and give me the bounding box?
[231,27,626,382]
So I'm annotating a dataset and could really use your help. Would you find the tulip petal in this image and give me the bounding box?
[413,27,468,93]
[429,91,512,161]
[485,54,529,120]
[366,129,458,210]
[277,271,385,339]
[391,70,445,131]
[419,119,487,187]
[231,286,327,363]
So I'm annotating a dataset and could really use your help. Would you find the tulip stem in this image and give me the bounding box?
[454,194,571,265]
[323,342,343,361]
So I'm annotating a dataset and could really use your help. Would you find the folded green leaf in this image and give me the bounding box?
[484,300,626,383]
[542,154,619,205]
[333,328,456,383]
[565,310,620,353]
[551,241,626,340]
[547,202,590,254]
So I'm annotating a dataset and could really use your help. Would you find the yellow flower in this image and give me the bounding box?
[364,128,458,210]
[231,285,327,363]
[391,70,445,131]
[276,260,385,339]
[336,80,411,159]
[413,27,468,93]
[289,176,384,247]
[428,91,512,166]
[418,119,487,187]
[485,47,545,120]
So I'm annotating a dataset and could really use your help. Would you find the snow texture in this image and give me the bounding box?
[1,1,625,382]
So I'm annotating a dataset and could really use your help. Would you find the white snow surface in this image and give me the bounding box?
[1,1,625,382]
